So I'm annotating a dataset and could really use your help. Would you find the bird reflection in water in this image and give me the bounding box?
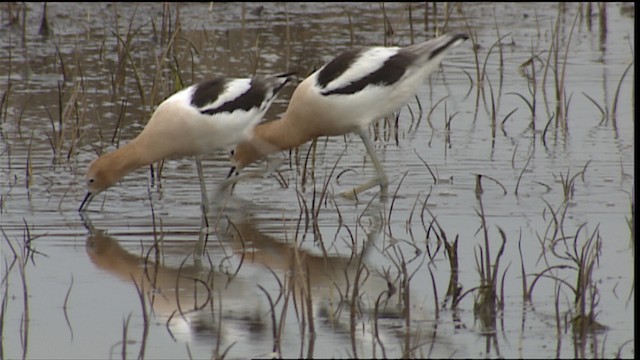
[84,224,267,344]
[81,196,443,357]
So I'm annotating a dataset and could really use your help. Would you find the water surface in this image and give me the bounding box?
[1,2,634,359]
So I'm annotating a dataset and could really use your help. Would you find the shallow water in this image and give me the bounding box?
[1,2,635,359]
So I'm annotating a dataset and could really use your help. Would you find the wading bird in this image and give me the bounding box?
[230,33,468,198]
[79,73,293,214]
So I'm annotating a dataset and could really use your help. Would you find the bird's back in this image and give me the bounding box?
[138,74,293,159]
[286,33,469,136]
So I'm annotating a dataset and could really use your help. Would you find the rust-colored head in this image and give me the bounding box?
[78,151,129,211]
[230,139,265,172]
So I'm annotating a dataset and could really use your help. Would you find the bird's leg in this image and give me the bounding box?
[340,128,389,200]
[194,156,211,261]
[195,156,210,224]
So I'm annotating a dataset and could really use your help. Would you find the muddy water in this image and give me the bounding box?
[1,2,634,359]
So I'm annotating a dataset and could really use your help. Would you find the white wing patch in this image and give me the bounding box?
[322,47,400,93]
[197,79,252,113]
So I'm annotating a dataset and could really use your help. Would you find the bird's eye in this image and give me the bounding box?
[229,149,235,156]
[88,178,95,184]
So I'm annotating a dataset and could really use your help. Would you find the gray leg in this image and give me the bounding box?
[340,128,389,199]
[195,156,209,259]
[195,156,210,217]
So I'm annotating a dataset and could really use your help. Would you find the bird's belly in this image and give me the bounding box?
[317,85,419,133]
[146,113,257,160]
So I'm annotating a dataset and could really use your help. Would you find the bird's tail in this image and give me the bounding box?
[407,33,469,61]
[268,71,297,93]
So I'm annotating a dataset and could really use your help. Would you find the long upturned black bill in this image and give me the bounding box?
[79,192,93,212]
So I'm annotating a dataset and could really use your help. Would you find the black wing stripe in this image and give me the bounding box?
[320,51,413,96]
[191,78,228,109]
[316,48,363,89]
[200,83,267,115]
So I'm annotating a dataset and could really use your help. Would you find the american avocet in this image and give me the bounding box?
[230,33,468,198]
[79,73,293,213]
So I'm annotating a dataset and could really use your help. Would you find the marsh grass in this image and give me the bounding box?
[0,2,633,359]
[0,220,47,360]
[522,179,610,357]
[213,290,237,360]
[0,261,7,359]
[472,176,507,333]
[420,207,460,314]
[0,83,11,126]
[557,161,591,204]
[131,274,151,359]
[258,279,282,357]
